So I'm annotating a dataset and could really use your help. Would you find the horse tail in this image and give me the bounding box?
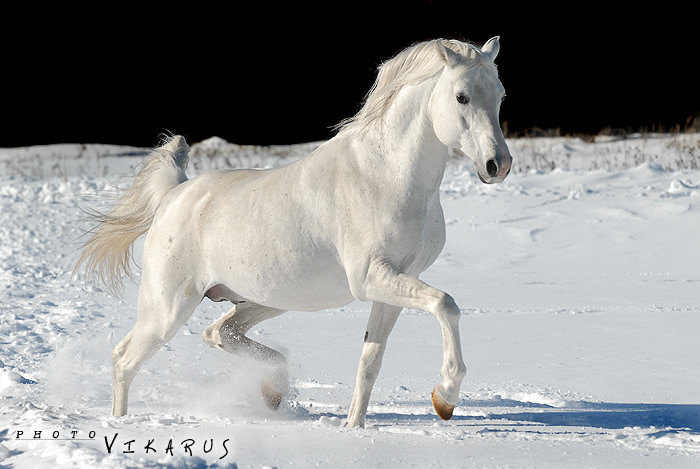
[75,135,190,295]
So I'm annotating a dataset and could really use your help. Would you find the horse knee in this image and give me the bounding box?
[358,344,385,380]
[432,291,459,316]
[358,365,380,385]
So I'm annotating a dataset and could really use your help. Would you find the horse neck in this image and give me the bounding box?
[356,79,448,197]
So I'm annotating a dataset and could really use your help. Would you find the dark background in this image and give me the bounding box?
[1,2,697,148]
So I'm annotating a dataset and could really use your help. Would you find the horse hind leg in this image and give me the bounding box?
[202,301,287,410]
[112,287,201,416]
[111,330,135,416]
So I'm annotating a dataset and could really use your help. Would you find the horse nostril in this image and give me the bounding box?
[486,158,498,178]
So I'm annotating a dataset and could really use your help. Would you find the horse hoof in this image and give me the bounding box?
[431,385,454,420]
[261,381,283,411]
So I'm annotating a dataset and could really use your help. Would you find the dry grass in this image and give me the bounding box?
[497,114,700,173]
[503,113,699,141]
[2,114,699,178]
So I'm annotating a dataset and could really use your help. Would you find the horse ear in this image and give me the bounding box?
[436,42,462,68]
[481,36,500,61]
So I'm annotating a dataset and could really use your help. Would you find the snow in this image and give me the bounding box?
[1,133,699,468]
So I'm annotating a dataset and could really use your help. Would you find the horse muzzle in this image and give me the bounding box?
[478,156,512,184]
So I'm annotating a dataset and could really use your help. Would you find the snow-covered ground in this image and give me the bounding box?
[1,134,699,468]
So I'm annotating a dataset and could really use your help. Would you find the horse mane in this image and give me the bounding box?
[335,38,497,136]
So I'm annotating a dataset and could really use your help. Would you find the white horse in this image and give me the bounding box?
[77,37,512,427]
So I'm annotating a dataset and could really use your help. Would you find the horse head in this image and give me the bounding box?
[429,37,512,184]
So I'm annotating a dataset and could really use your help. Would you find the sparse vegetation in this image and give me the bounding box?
[1,123,698,178]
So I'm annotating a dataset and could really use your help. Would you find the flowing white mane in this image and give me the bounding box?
[336,39,498,135]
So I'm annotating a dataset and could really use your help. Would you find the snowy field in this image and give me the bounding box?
[1,133,699,468]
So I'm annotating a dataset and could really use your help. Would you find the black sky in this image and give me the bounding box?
[1,2,697,147]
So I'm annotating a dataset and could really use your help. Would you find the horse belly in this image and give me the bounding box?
[199,184,354,311]
[211,244,354,311]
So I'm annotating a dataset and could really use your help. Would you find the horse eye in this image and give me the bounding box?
[456,94,469,105]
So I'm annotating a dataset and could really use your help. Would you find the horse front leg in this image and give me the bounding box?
[356,260,466,421]
[346,302,402,428]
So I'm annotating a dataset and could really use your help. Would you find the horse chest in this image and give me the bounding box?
[370,198,446,275]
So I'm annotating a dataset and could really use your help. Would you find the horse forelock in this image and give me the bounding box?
[336,39,497,135]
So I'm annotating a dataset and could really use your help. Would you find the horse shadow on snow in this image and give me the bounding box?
[311,398,700,434]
